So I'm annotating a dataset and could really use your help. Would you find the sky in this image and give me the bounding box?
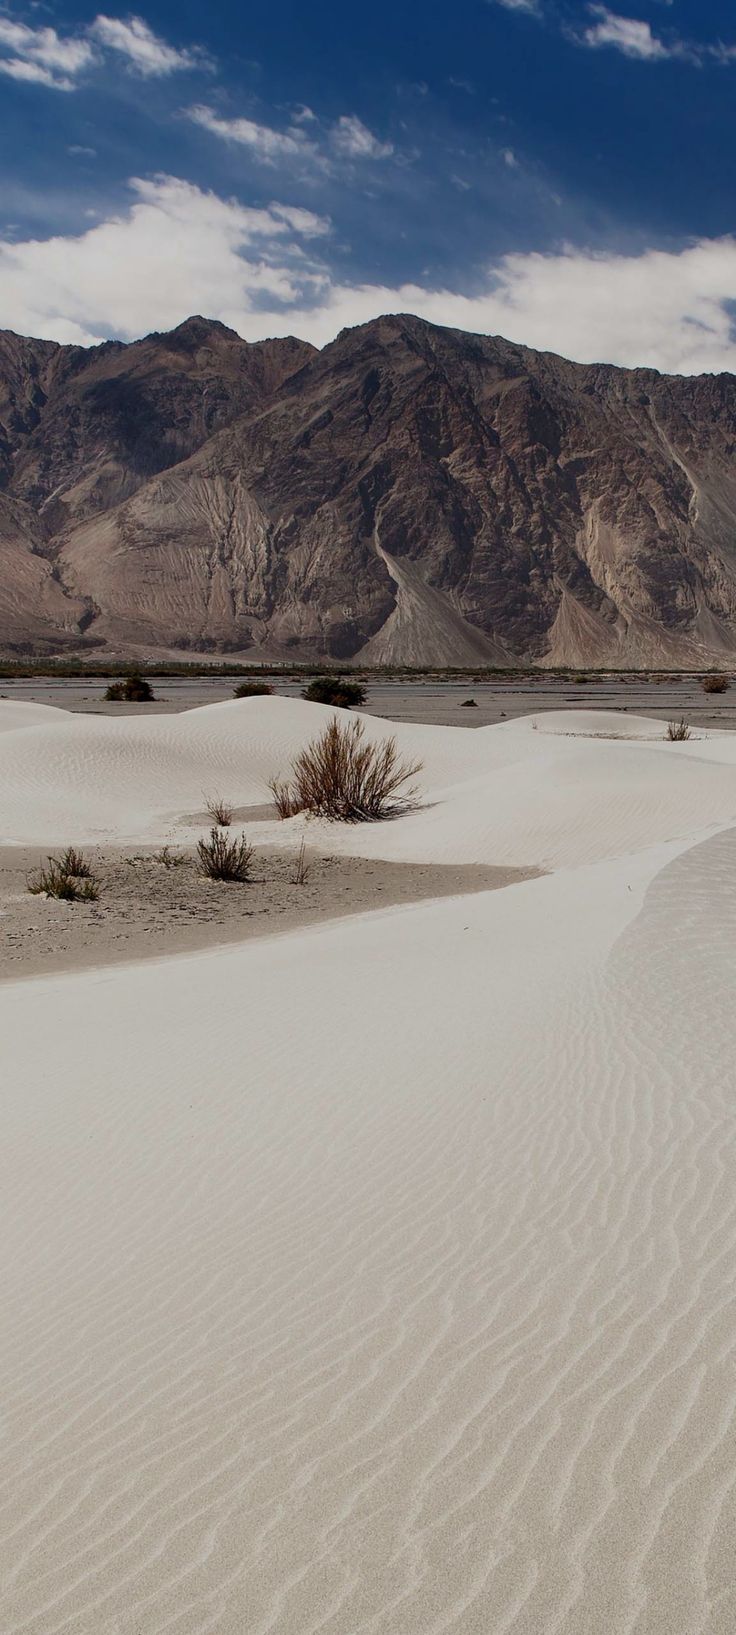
[1,1,736,371]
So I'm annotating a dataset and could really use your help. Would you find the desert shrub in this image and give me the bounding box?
[270,716,421,822]
[105,673,155,703]
[197,826,254,882]
[204,794,233,826]
[461,698,478,708]
[28,858,98,901]
[701,674,730,694]
[301,676,367,709]
[571,674,590,685]
[233,681,273,698]
[55,846,93,878]
[666,718,691,741]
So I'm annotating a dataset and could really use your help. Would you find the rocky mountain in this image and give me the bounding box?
[3,311,736,665]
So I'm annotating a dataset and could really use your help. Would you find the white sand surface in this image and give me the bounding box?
[2,698,736,1632]
[0,700,71,734]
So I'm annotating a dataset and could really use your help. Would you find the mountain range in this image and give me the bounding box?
[3,311,736,667]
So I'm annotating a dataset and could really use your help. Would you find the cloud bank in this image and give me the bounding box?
[4,176,736,374]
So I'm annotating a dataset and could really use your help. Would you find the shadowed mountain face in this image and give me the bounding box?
[3,311,736,664]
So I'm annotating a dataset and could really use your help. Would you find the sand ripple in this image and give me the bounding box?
[1,826,735,1631]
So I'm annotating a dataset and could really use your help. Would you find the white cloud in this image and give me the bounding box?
[189,105,394,168]
[330,115,394,160]
[0,176,330,345]
[0,17,94,89]
[0,11,201,90]
[231,238,736,374]
[502,148,519,167]
[187,105,312,163]
[0,57,73,88]
[6,177,736,376]
[89,14,198,75]
[268,204,330,236]
[491,0,730,66]
[583,8,680,60]
[490,0,541,14]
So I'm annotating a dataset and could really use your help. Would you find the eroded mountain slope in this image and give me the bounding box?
[4,312,736,663]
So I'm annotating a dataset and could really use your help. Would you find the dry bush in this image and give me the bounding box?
[461,698,478,708]
[271,716,421,822]
[197,826,254,882]
[204,794,233,826]
[55,846,93,878]
[28,858,98,901]
[666,718,692,741]
[269,779,303,819]
[701,674,730,694]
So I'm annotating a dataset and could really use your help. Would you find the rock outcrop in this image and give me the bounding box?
[3,311,736,665]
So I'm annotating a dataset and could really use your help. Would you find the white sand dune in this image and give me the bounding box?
[0,700,70,734]
[2,699,736,1632]
[2,696,736,868]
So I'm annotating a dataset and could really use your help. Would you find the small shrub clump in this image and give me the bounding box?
[105,673,155,703]
[666,718,691,741]
[701,674,730,694]
[205,794,233,826]
[301,676,367,709]
[154,845,188,868]
[270,716,421,823]
[28,850,98,901]
[461,698,478,708]
[233,681,273,698]
[290,838,310,886]
[197,826,254,882]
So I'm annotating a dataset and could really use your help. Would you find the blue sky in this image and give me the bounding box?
[1,1,736,371]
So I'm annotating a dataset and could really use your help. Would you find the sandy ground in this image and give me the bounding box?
[3,671,736,729]
[4,696,736,1633]
[0,843,526,980]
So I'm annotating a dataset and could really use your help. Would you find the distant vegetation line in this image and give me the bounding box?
[0,662,730,683]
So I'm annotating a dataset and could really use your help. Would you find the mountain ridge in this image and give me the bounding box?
[3,311,736,665]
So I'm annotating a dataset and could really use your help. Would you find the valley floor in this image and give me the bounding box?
[3,670,736,731]
[2,696,736,1632]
